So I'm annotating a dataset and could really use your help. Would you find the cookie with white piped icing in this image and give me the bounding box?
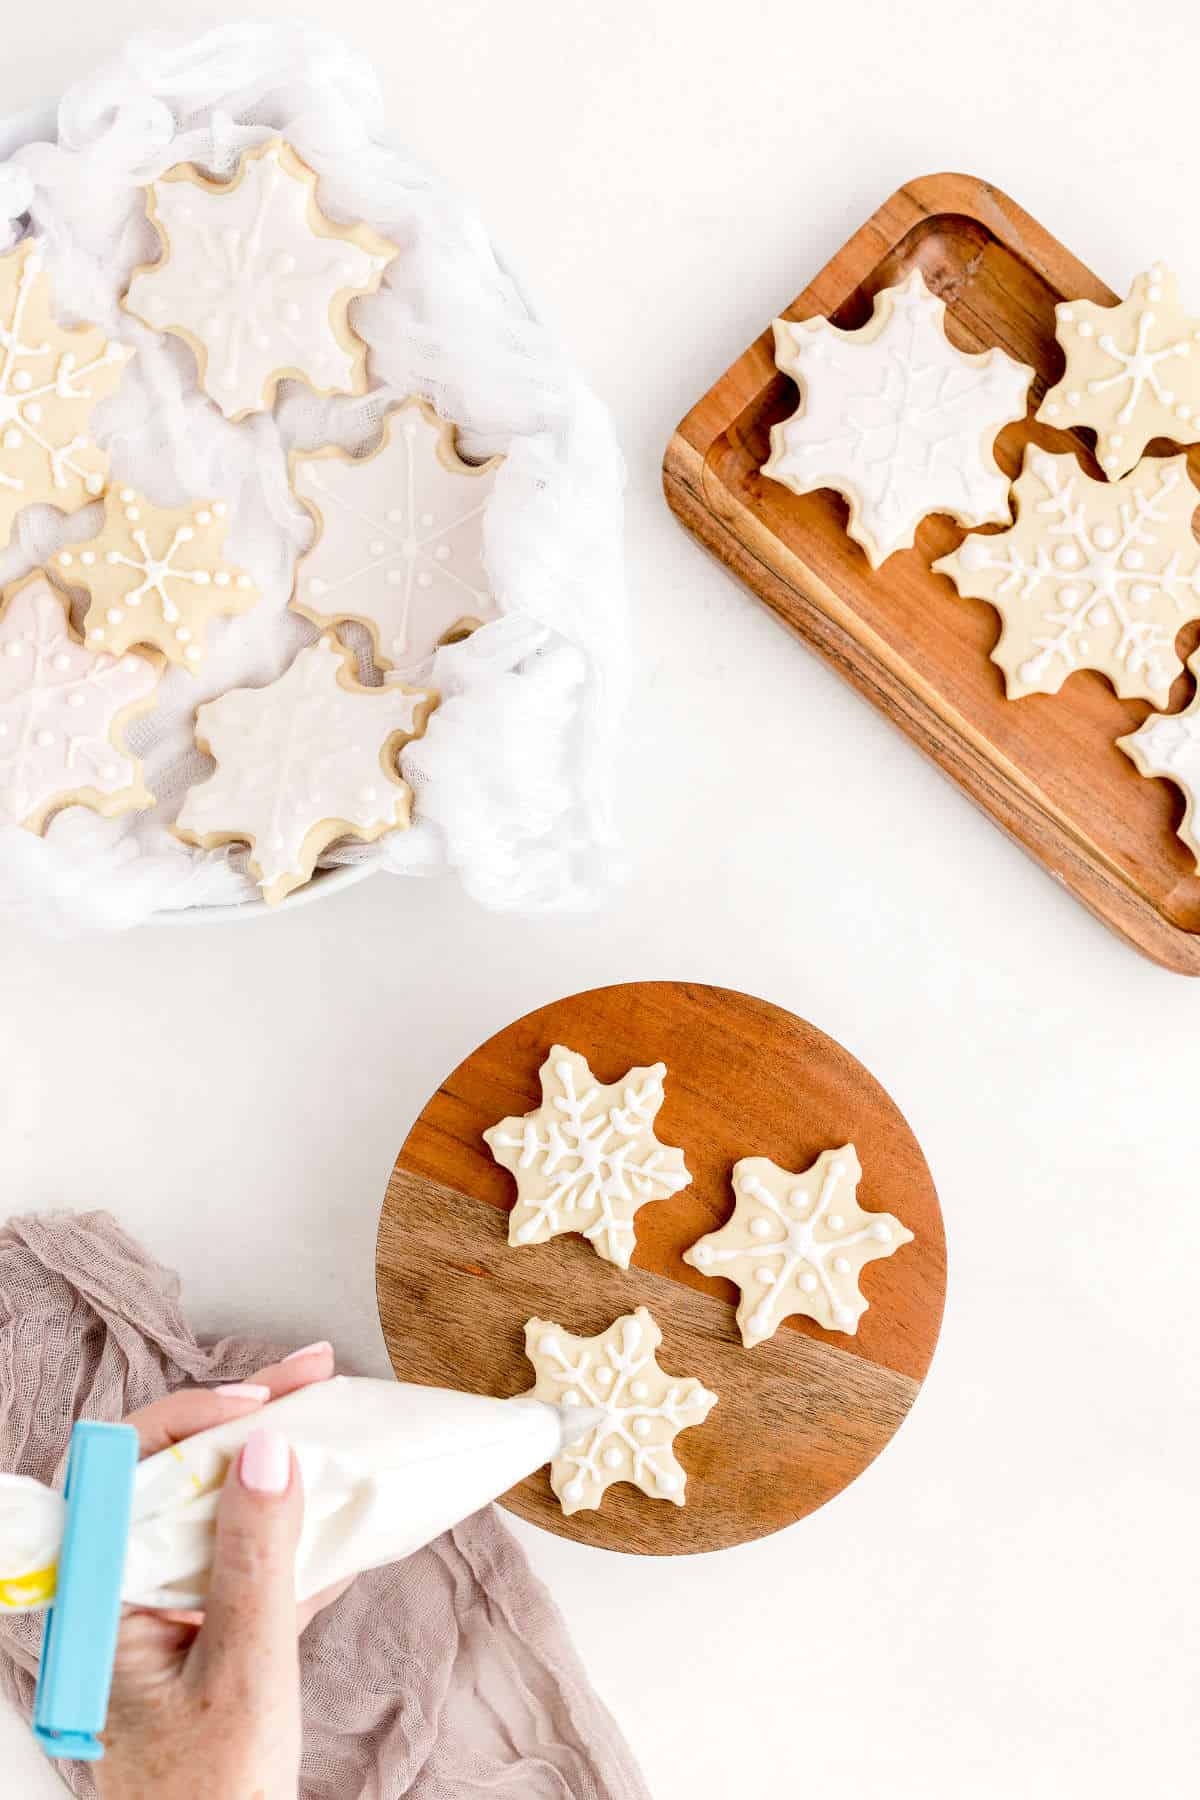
[0,572,159,833]
[763,269,1033,567]
[291,397,502,677]
[123,139,398,422]
[56,487,259,671]
[683,1144,912,1345]
[1118,649,1200,870]
[483,1046,692,1270]
[173,634,436,904]
[1038,264,1200,480]
[524,1307,717,1516]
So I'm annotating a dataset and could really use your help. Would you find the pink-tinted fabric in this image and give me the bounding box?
[0,1211,651,1800]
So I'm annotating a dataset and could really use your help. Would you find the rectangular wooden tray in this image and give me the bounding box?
[663,171,1200,975]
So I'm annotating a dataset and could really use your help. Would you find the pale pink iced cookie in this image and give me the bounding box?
[123,139,398,422]
[524,1308,717,1516]
[0,572,159,832]
[55,487,258,670]
[1038,264,1200,480]
[484,1046,692,1270]
[173,634,436,905]
[0,239,133,548]
[1117,649,1200,869]
[291,397,502,677]
[683,1145,913,1346]
[934,446,1200,707]
[763,269,1033,567]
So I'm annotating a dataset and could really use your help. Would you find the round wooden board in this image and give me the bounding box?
[376,981,946,1554]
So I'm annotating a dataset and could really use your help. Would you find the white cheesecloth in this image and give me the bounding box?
[0,22,628,929]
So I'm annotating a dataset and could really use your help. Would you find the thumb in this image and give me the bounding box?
[191,1427,303,1697]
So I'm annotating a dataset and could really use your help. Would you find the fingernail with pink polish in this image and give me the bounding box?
[214,1383,271,1402]
[282,1341,332,1363]
[239,1427,290,1495]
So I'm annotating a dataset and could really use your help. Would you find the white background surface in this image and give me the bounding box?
[2,3,1199,1795]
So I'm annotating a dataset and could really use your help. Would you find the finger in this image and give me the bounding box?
[125,1386,271,1459]
[191,1428,302,1695]
[242,1340,334,1402]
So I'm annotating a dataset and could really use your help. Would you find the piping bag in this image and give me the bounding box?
[0,1377,601,1762]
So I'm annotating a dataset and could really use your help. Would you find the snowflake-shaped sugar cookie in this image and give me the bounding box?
[683,1145,912,1345]
[763,270,1034,567]
[934,446,1200,706]
[55,488,258,670]
[1118,650,1200,869]
[0,240,133,547]
[524,1308,717,1515]
[483,1047,692,1269]
[174,634,436,904]
[0,573,158,832]
[1038,265,1200,480]
[124,140,398,421]
[291,398,502,676]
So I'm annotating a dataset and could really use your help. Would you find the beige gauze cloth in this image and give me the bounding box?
[0,1211,652,1800]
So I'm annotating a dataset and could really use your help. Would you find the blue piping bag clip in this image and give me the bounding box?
[32,1421,138,1762]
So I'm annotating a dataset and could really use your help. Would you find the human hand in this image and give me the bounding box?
[95,1342,346,1800]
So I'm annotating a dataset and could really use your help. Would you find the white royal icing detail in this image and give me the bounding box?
[173,634,434,903]
[124,140,397,421]
[483,1046,692,1270]
[1118,649,1200,870]
[762,270,1033,567]
[934,446,1200,706]
[0,240,132,546]
[524,1307,717,1516]
[292,398,502,675]
[683,1145,913,1346]
[0,575,157,830]
[1038,265,1200,480]
[60,488,258,669]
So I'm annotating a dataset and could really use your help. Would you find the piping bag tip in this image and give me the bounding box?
[556,1404,606,1447]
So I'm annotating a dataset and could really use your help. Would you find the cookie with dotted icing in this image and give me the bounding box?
[523,1308,717,1516]
[0,572,159,832]
[56,487,258,670]
[763,269,1033,567]
[0,239,133,548]
[1118,649,1200,870]
[683,1145,912,1345]
[173,634,436,904]
[1037,265,1200,480]
[123,139,398,422]
[291,398,502,676]
[483,1046,693,1270]
[934,445,1200,707]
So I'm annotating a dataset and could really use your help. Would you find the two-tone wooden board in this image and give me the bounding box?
[663,172,1200,974]
[376,981,945,1554]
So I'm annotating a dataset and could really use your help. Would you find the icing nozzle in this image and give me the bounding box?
[557,1404,605,1447]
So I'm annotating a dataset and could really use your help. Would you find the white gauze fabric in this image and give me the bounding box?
[0,23,627,929]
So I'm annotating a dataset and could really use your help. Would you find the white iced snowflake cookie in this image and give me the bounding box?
[683,1145,912,1345]
[174,634,436,904]
[524,1308,717,1516]
[1118,650,1200,869]
[0,573,159,832]
[0,239,133,548]
[55,488,258,670]
[1038,265,1200,480]
[763,269,1033,567]
[934,446,1200,707]
[291,397,503,677]
[123,140,398,422]
[483,1046,692,1270]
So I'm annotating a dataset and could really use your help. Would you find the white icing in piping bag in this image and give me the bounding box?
[0,1378,604,1613]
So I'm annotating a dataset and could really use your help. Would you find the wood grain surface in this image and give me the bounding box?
[662,171,1200,974]
[377,981,946,1554]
